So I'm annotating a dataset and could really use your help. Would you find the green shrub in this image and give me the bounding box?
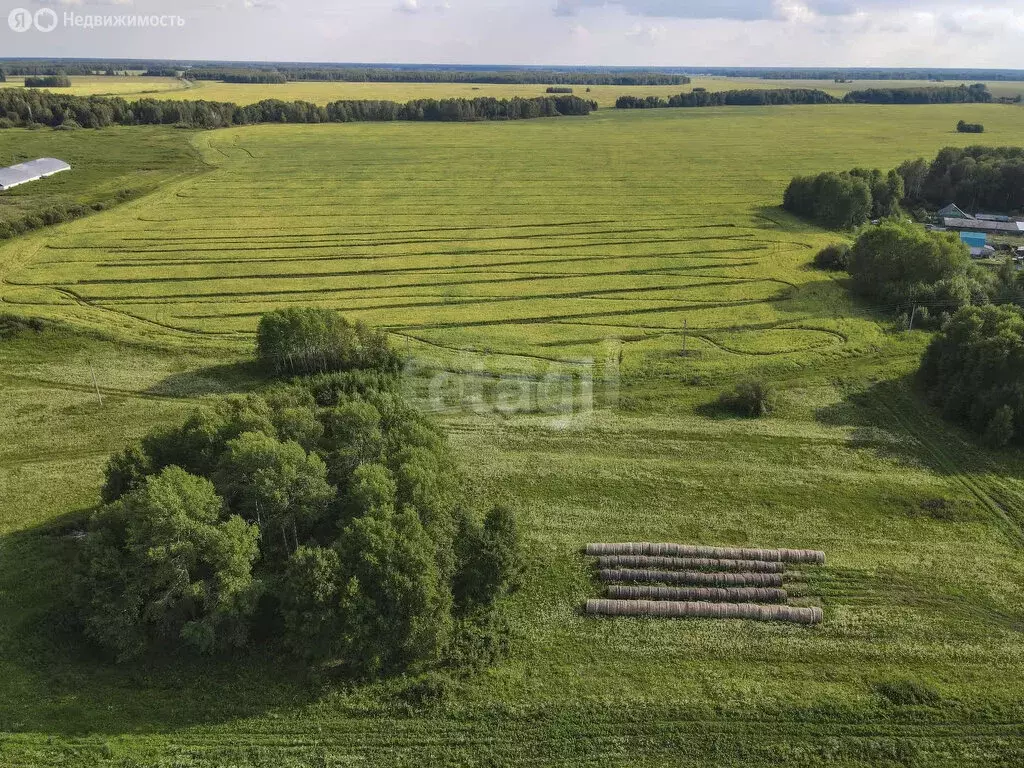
[813,243,851,271]
[717,379,777,418]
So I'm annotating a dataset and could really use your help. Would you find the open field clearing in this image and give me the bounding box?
[9,74,1024,107]
[2,104,1024,765]
[0,127,206,228]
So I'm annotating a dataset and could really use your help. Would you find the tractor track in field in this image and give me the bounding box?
[871,387,1024,547]
[0,372,197,404]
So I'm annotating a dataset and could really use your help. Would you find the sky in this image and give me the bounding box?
[2,0,1024,68]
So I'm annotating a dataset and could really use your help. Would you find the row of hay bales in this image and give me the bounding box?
[585,542,825,564]
[584,542,825,625]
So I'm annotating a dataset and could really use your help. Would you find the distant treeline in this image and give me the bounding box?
[617,84,996,110]
[24,75,72,88]
[843,83,992,104]
[144,66,690,86]
[617,88,839,109]
[0,89,597,128]
[681,67,1024,81]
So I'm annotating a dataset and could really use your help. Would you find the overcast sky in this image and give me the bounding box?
[3,0,1024,68]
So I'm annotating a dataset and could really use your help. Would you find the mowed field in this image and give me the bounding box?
[8,74,1024,107]
[2,104,1024,765]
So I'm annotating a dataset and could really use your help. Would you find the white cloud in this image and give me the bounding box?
[3,0,1023,70]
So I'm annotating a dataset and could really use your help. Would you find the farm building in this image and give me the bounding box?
[937,203,972,220]
[943,217,1024,236]
[0,158,71,191]
[960,232,987,249]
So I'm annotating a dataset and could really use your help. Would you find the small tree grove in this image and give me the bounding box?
[77,311,523,675]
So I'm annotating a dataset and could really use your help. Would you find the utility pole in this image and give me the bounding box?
[89,363,103,406]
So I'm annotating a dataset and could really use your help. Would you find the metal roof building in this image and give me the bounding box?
[0,158,71,191]
[943,217,1024,235]
[937,203,972,220]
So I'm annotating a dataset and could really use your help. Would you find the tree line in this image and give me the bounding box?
[0,90,597,128]
[681,67,1024,81]
[784,145,1024,229]
[160,66,690,86]
[78,308,524,674]
[617,88,840,109]
[842,83,992,104]
[616,84,995,110]
[898,146,1024,214]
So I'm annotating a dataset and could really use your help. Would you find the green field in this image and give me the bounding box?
[0,127,206,228]
[2,103,1024,766]
[8,74,1024,108]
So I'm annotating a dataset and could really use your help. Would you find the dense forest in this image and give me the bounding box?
[0,90,597,128]
[898,146,1024,213]
[79,308,524,672]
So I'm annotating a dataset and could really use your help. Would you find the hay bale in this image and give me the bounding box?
[585,543,825,565]
[596,556,784,573]
[598,569,783,587]
[606,585,787,603]
[585,599,823,625]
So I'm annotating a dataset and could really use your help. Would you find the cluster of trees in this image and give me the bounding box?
[165,66,689,86]
[957,120,985,134]
[24,75,72,88]
[0,90,596,129]
[918,305,1024,447]
[898,147,1024,213]
[842,84,991,104]
[845,219,982,320]
[616,88,839,109]
[816,219,1023,327]
[546,87,573,94]
[0,71,6,83]
[77,308,523,674]
[783,168,904,228]
[256,308,402,376]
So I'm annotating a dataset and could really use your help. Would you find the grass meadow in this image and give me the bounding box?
[8,74,1024,107]
[1,103,1024,765]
